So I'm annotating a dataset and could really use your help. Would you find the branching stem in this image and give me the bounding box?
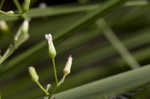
[36,81,49,96]
[52,58,58,85]
[13,0,23,13]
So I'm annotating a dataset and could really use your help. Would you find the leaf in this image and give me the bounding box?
[55,64,150,99]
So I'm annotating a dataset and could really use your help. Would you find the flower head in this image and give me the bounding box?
[45,33,56,58]
[64,55,73,75]
[28,66,39,82]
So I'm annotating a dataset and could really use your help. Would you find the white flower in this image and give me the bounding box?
[64,55,73,75]
[45,33,56,58]
[28,66,39,82]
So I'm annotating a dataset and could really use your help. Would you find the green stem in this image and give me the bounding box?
[13,0,23,13]
[0,19,29,65]
[52,58,58,85]
[0,10,22,16]
[0,0,5,9]
[0,45,15,64]
[48,75,67,99]
[35,81,49,96]
[46,58,59,99]
[58,75,66,86]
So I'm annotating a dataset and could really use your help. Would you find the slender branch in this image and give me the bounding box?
[0,10,22,16]
[58,75,66,86]
[46,57,60,99]
[35,81,49,96]
[52,58,58,85]
[13,0,23,12]
[0,45,15,64]
[48,75,67,99]
[0,20,29,64]
[43,84,51,99]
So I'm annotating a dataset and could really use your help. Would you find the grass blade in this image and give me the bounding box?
[55,64,150,99]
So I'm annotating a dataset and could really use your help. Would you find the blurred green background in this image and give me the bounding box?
[1,0,150,99]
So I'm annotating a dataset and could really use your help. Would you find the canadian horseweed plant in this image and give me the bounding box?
[29,34,73,99]
[0,0,73,98]
[0,0,30,98]
[0,19,29,64]
[0,0,31,64]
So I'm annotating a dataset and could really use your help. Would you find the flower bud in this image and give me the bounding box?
[0,20,8,32]
[22,19,29,34]
[45,33,56,58]
[46,84,51,91]
[64,55,73,75]
[28,66,39,82]
[7,11,14,15]
[14,19,29,41]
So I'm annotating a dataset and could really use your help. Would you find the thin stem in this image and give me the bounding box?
[0,10,22,16]
[13,0,22,13]
[43,84,51,99]
[0,20,29,64]
[52,58,58,85]
[35,81,49,96]
[48,75,67,99]
[0,0,5,9]
[0,45,15,64]
[58,75,66,86]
